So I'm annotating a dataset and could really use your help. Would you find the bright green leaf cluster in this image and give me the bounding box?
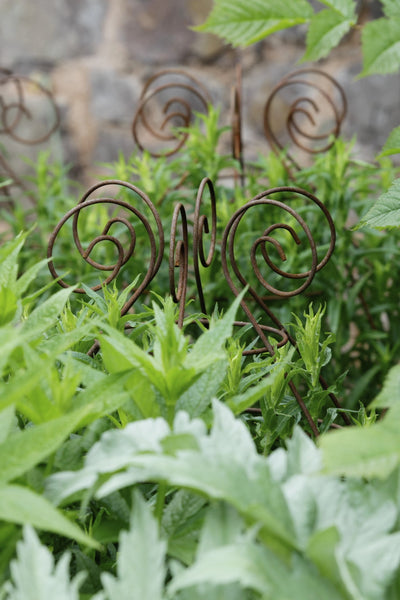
[193,0,313,47]
[40,400,400,599]
[358,178,400,229]
[196,0,400,77]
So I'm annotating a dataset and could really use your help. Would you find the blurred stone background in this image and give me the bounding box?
[1,0,399,187]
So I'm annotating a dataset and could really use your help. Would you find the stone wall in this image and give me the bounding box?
[1,0,399,188]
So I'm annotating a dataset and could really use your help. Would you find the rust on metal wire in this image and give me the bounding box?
[169,202,189,329]
[230,63,245,186]
[192,177,217,316]
[263,68,347,174]
[0,68,60,196]
[221,186,335,352]
[47,179,164,316]
[48,178,348,432]
[46,64,351,431]
[132,69,212,157]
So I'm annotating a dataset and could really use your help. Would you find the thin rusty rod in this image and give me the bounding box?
[169,202,189,328]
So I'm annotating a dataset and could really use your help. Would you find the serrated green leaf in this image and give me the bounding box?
[3,525,86,600]
[0,488,98,548]
[360,17,400,77]
[101,491,166,600]
[194,0,313,47]
[302,9,354,62]
[227,349,293,414]
[382,0,400,18]
[377,125,400,158]
[358,178,400,229]
[52,401,297,552]
[168,540,343,599]
[45,417,173,505]
[370,364,400,409]
[317,0,356,18]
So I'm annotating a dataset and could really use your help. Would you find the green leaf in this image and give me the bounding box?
[0,405,16,444]
[0,357,56,415]
[38,324,97,356]
[358,178,400,229]
[377,125,400,158]
[123,369,160,419]
[99,330,167,398]
[317,0,356,18]
[0,234,26,290]
[185,293,243,370]
[0,286,17,326]
[169,540,343,599]
[370,364,400,409]
[68,372,131,424]
[193,0,313,47]
[21,287,74,340]
[360,17,400,77]
[51,401,297,553]
[2,525,86,599]
[285,426,322,477]
[227,348,294,414]
[101,491,166,600]
[302,9,354,62]
[196,503,244,556]
[45,417,172,505]
[382,0,400,18]
[14,258,49,297]
[0,408,90,486]
[177,359,227,417]
[152,298,188,371]
[319,404,400,479]
[0,487,98,548]
[306,526,343,593]
[162,490,206,564]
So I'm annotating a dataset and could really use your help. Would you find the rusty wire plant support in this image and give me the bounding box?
[132,69,212,157]
[0,68,60,199]
[263,68,347,177]
[131,66,347,186]
[48,176,350,433]
[231,64,245,186]
[47,180,164,316]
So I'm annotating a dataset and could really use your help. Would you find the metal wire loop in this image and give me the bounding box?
[47,179,164,315]
[221,186,336,350]
[0,68,60,145]
[263,68,347,171]
[193,177,217,315]
[169,202,189,328]
[132,69,212,157]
